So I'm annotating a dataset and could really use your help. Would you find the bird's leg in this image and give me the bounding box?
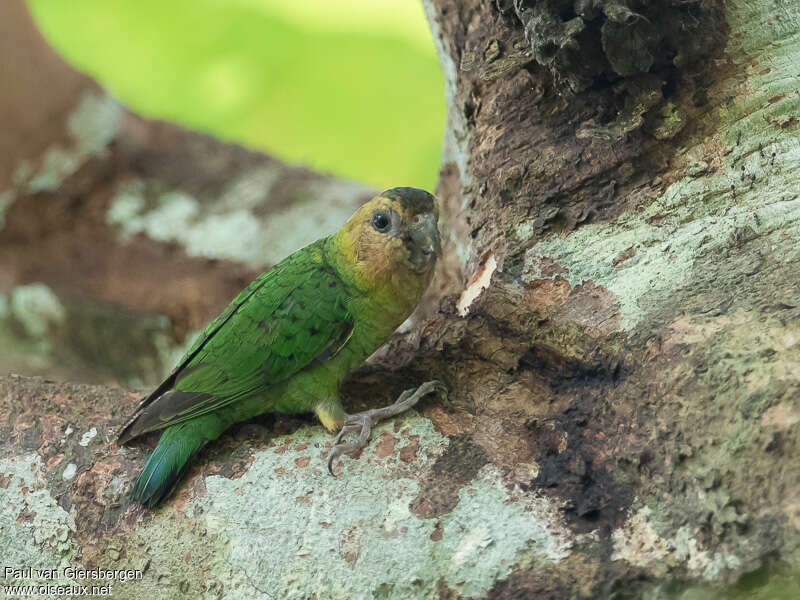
[327,380,447,475]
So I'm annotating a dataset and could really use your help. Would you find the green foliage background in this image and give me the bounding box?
[27,0,445,190]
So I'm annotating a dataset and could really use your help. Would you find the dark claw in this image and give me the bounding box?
[327,423,361,475]
[327,441,364,475]
[325,379,448,475]
[419,380,447,399]
[327,446,340,476]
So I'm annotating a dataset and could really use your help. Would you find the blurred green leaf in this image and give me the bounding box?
[28,0,445,190]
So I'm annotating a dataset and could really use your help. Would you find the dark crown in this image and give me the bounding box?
[379,187,435,215]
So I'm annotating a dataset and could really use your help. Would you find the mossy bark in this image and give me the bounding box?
[1,0,799,598]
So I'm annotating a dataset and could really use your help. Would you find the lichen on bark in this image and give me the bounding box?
[3,0,800,597]
[419,0,800,595]
[0,375,580,599]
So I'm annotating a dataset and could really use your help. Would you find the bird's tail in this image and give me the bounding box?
[130,415,225,508]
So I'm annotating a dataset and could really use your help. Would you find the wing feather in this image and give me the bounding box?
[118,239,352,443]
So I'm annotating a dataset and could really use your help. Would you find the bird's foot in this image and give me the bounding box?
[327,380,447,475]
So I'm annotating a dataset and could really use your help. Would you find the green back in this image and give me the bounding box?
[118,238,353,441]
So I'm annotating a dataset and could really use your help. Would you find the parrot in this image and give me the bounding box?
[118,187,445,507]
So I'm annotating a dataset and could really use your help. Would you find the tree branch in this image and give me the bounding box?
[0,0,374,388]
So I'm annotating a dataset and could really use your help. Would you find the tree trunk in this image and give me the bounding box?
[2,0,799,598]
[415,0,800,595]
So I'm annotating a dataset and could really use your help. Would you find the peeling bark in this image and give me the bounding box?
[2,0,800,598]
[414,0,800,595]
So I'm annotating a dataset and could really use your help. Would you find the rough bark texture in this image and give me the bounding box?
[415,0,800,595]
[2,0,800,598]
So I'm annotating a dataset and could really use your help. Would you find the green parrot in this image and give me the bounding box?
[118,187,444,507]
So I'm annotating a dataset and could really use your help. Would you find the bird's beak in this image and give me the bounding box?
[407,212,441,272]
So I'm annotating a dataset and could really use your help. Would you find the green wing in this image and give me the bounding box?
[118,238,352,443]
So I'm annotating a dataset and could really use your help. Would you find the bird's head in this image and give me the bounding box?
[329,187,441,294]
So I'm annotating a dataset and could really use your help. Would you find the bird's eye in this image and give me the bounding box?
[371,211,390,232]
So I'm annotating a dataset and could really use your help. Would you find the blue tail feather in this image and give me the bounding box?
[130,416,225,507]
